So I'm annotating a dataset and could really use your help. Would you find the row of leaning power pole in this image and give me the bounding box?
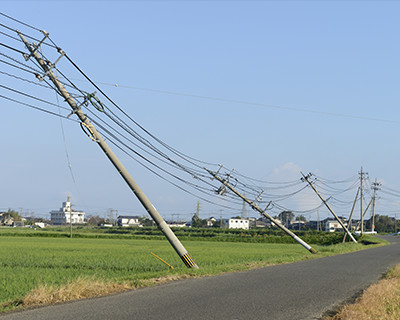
[302,167,381,241]
[12,20,381,266]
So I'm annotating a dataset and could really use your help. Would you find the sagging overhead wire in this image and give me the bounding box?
[64,53,198,163]
[0,12,42,32]
[0,93,78,121]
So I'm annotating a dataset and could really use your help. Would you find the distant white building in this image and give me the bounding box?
[34,222,47,228]
[228,218,249,230]
[117,215,141,227]
[167,221,187,228]
[50,196,86,225]
[207,217,217,227]
[325,220,346,232]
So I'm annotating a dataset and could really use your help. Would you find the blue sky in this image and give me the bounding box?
[1,1,400,221]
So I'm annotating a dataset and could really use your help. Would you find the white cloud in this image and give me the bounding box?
[269,162,322,216]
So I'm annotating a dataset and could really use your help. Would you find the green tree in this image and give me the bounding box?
[5,209,21,221]
[278,211,295,226]
[140,218,155,226]
[373,215,395,233]
[191,215,207,228]
[86,215,105,226]
[296,215,307,222]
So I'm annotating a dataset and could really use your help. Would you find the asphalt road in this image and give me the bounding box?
[2,235,400,320]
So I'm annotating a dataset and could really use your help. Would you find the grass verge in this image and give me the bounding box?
[325,264,400,320]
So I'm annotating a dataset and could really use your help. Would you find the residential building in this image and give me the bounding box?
[255,219,269,228]
[50,196,86,225]
[167,220,187,228]
[207,217,217,227]
[289,220,306,230]
[116,215,141,227]
[325,219,347,232]
[228,218,249,230]
[0,212,14,226]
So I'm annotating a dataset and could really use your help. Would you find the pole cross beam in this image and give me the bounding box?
[18,32,198,269]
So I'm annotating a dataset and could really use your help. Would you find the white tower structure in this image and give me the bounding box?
[50,195,85,225]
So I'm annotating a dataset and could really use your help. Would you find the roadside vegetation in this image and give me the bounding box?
[0,229,388,313]
[326,264,400,320]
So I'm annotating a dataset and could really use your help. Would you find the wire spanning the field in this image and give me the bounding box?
[1,11,397,221]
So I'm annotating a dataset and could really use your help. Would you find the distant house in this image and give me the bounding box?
[289,220,305,230]
[50,196,86,225]
[255,220,269,228]
[34,222,47,228]
[325,219,347,232]
[228,218,249,230]
[0,212,15,226]
[116,215,141,227]
[3,216,14,226]
[207,217,217,227]
[167,220,187,228]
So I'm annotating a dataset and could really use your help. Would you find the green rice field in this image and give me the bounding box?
[0,234,388,312]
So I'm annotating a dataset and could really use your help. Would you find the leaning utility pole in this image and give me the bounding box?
[301,172,357,243]
[371,179,381,233]
[355,198,373,232]
[18,31,198,269]
[241,192,247,219]
[343,187,360,243]
[206,168,317,254]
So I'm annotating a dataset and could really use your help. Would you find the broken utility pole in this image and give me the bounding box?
[301,172,357,243]
[18,31,198,269]
[206,167,317,254]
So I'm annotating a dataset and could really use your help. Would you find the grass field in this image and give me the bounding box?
[0,234,388,313]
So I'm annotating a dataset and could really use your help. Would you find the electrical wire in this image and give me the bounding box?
[0,93,78,121]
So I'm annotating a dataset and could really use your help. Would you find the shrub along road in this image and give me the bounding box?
[2,235,400,320]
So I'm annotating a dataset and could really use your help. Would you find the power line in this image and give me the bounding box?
[83,80,400,125]
[0,93,78,121]
[0,83,70,111]
[0,11,42,32]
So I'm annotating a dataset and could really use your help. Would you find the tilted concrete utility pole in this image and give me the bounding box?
[18,32,198,269]
[354,198,373,232]
[301,172,357,243]
[343,187,360,243]
[206,168,317,254]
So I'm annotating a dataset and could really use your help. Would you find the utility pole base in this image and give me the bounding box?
[309,248,317,254]
[181,253,199,269]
